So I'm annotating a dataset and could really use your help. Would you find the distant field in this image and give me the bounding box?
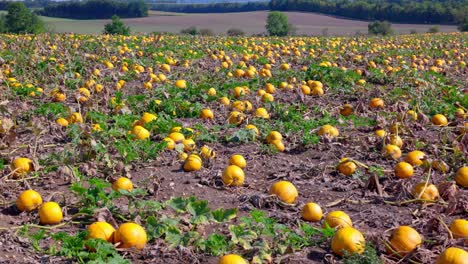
[17,10,463,35]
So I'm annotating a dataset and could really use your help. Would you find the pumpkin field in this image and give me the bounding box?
[0,32,467,263]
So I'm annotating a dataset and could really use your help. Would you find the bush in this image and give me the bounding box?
[409,29,417,34]
[266,11,291,36]
[368,21,393,35]
[427,26,439,33]
[226,28,245,36]
[3,2,44,33]
[199,28,214,36]
[180,26,198,35]
[103,15,130,35]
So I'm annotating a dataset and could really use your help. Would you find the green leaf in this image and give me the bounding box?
[211,208,237,223]
[166,196,197,213]
[165,226,183,248]
[187,200,211,224]
[200,234,229,256]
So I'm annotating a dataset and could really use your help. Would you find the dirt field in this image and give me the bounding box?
[0,32,466,263]
[42,10,459,35]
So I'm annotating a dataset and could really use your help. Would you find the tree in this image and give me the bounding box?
[103,15,130,35]
[368,21,393,35]
[266,11,291,36]
[5,2,44,33]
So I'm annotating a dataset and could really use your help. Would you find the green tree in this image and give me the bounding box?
[368,21,393,35]
[103,15,130,35]
[5,2,44,33]
[266,11,291,36]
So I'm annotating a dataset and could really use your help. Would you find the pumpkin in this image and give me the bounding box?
[222,165,245,186]
[301,202,322,222]
[405,150,426,166]
[183,154,202,172]
[324,211,353,229]
[449,219,468,239]
[454,167,467,188]
[387,226,422,256]
[270,181,298,204]
[394,162,414,179]
[331,227,365,256]
[411,182,439,201]
[337,158,357,176]
[435,247,468,264]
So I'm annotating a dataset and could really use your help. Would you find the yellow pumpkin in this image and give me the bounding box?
[183,154,202,172]
[454,167,467,188]
[394,162,414,179]
[222,165,245,186]
[324,211,353,229]
[301,202,322,222]
[331,227,365,256]
[270,181,298,204]
[405,150,426,166]
[449,219,468,239]
[387,226,422,256]
[337,158,356,176]
[411,182,439,201]
[218,254,248,264]
[435,247,468,264]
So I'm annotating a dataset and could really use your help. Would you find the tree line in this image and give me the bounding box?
[151,1,269,13]
[40,0,148,19]
[150,0,467,25]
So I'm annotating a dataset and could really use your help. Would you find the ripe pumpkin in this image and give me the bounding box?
[270,139,285,152]
[266,131,282,143]
[435,247,468,264]
[200,108,214,120]
[140,112,157,124]
[169,132,185,143]
[229,155,246,169]
[449,219,468,239]
[200,145,216,159]
[388,226,422,256]
[369,98,384,109]
[318,124,339,138]
[114,223,147,250]
[340,104,353,116]
[163,137,175,150]
[87,221,115,242]
[411,182,439,201]
[112,177,133,192]
[12,157,33,176]
[56,118,69,127]
[389,135,403,148]
[337,158,357,176]
[331,227,365,256]
[383,144,402,159]
[16,190,43,212]
[39,202,63,225]
[454,167,467,188]
[183,154,202,172]
[405,150,426,166]
[301,202,322,222]
[132,125,150,140]
[228,111,245,125]
[270,181,298,204]
[222,165,245,186]
[324,211,353,229]
[394,162,414,179]
[254,108,270,119]
[431,114,448,126]
[218,254,248,264]
[374,129,387,138]
[175,80,187,89]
